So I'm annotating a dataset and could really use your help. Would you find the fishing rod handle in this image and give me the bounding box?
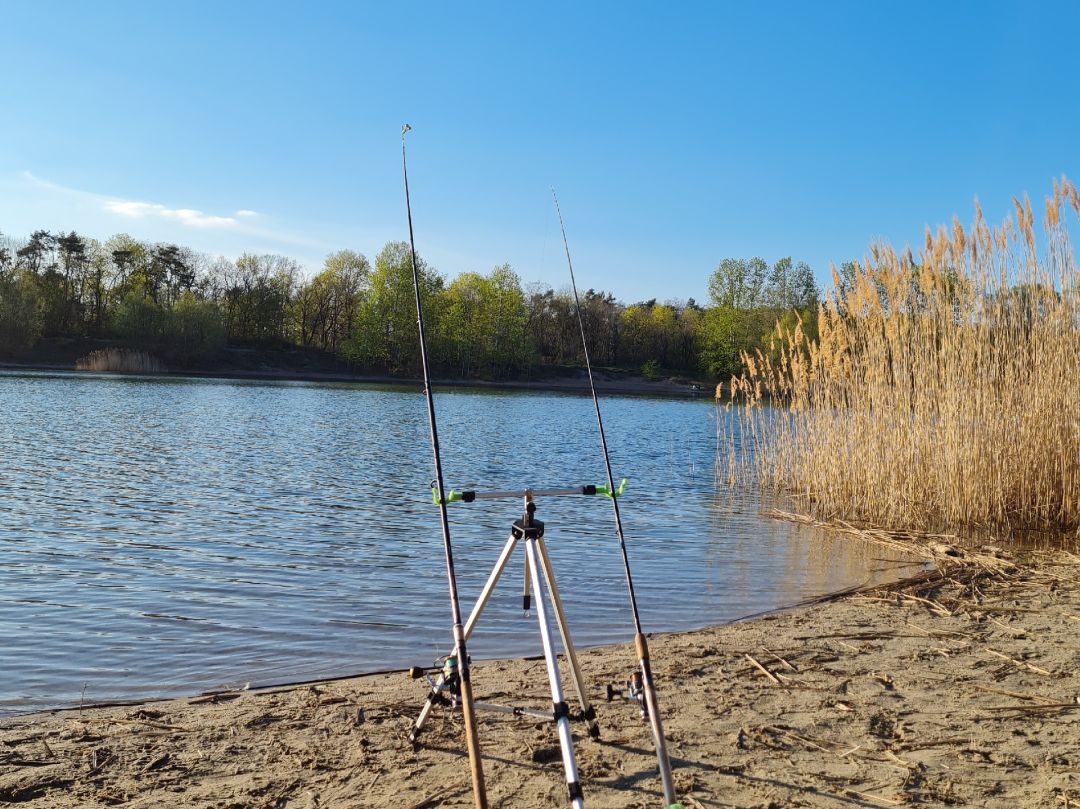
[636,633,678,807]
[454,623,488,809]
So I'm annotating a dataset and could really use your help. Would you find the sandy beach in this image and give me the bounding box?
[2,539,1077,808]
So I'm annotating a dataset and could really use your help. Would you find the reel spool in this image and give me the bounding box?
[606,670,648,719]
[408,655,466,708]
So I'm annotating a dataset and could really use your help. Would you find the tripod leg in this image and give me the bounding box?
[464,533,519,638]
[411,533,519,744]
[536,537,600,739]
[525,538,585,809]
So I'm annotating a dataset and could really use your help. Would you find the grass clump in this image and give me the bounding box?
[76,348,164,374]
[728,178,1080,539]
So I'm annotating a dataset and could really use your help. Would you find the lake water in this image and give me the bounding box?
[0,371,920,714]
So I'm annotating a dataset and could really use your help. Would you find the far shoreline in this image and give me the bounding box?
[0,359,709,399]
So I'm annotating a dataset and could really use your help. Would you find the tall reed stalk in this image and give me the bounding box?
[729,178,1080,538]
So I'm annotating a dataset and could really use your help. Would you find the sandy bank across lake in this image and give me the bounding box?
[2,543,1077,808]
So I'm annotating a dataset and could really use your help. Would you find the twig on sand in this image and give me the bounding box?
[985,648,1051,676]
[76,717,193,733]
[898,593,951,616]
[744,654,781,685]
[969,683,1059,703]
[761,648,798,672]
[844,788,903,806]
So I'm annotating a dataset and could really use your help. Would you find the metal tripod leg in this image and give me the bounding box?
[410,532,519,743]
[524,536,585,809]
[536,536,600,739]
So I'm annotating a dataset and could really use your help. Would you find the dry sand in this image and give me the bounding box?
[2,541,1078,808]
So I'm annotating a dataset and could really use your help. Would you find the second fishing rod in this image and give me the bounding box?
[553,190,681,809]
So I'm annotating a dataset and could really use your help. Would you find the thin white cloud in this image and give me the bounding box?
[104,200,162,218]
[27,171,241,230]
[104,198,238,229]
[18,171,330,252]
[160,208,238,229]
[21,172,71,194]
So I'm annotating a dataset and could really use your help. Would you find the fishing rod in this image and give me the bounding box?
[402,124,488,809]
[552,189,680,809]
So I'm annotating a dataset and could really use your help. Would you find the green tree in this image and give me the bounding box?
[439,264,531,378]
[579,289,621,365]
[699,258,769,378]
[441,271,489,376]
[218,254,299,345]
[708,257,767,310]
[343,241,442,373]
[106,234,151,303]
[81,240,113,337]
[151,244,197,307]
[700,257,819,380]
[526,285,577,364]
[671,300,702,372]
[0,269,43,357]
[0,231,12,274]
[166,292,226,364]
[16,231,70,337]
[112,292,167,345]
[697,305,749,378]
[478,264,532,376]
[765,257,818,311]
[294,250,370,351]
[15,230,57,275]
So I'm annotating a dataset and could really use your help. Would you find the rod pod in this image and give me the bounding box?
[552,190,681,808]
[402,124,488,809]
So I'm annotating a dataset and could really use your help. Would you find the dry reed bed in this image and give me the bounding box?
[726,178,1080,538]
[75,349,164,374]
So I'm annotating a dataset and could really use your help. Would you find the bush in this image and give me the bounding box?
[641,359,661,380]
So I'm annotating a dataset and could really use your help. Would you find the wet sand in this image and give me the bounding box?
[2,542,1077,808]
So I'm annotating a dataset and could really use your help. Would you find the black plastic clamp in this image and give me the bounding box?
[511,518,545,539]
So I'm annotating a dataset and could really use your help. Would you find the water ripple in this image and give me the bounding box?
[0,371,920,713]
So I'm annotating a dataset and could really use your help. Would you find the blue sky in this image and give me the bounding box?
[1,1,1077,303]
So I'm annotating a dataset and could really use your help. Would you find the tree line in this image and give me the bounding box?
[0,228,819,380]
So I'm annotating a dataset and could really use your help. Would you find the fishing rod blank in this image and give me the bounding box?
[402,124,488,809]
[552,190,681,809]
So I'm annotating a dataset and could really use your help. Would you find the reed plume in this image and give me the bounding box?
[730,178,1080,539]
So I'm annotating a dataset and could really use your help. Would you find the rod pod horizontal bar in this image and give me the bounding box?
[436,479,627,504]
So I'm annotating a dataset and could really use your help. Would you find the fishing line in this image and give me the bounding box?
[401,124,488,809]
[552,189,680,808]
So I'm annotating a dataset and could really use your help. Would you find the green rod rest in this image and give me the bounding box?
[596,478,627,499]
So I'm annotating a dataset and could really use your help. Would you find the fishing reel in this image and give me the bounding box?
[408,655,468,707]
[606,670,648,719]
